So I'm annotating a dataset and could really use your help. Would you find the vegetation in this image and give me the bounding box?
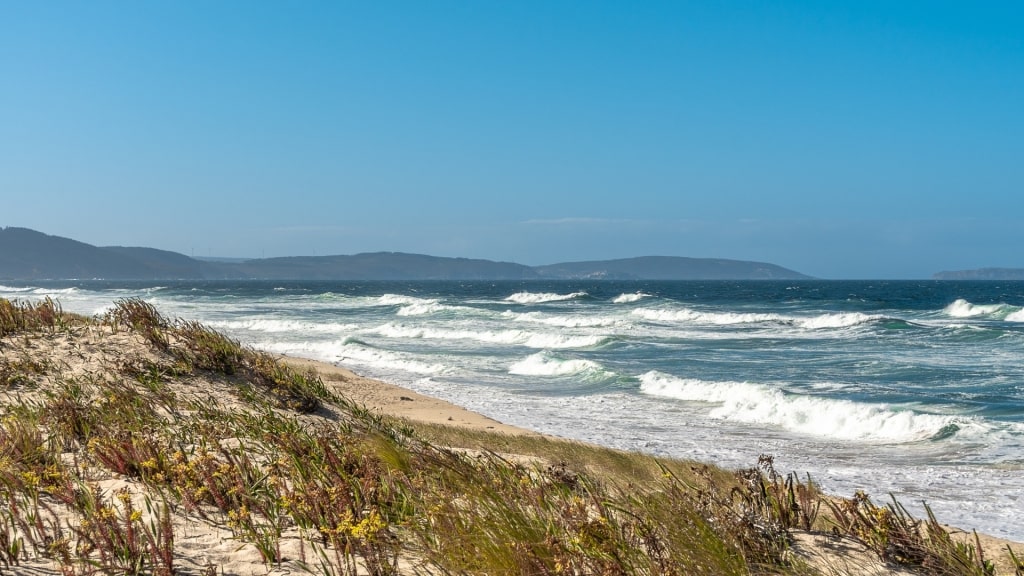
[0,296,1019,575]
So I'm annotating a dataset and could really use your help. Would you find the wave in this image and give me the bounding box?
[503,310,623,328]
[0,285,37,293]
[396,302,449,316]
[210,318,359,334]
[337,343,447,375]
[795,312,884,329]
[265,339,447,375]
[509,352,609,378]
[373,323,607,349]
[638,371,973,442]
[612,292,650,304]
[944,299,1020,320]
[632,307,882,329]
[505,291,588,304]
[378,294,436,306]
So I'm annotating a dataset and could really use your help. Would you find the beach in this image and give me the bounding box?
[3,280,1022,542]
[2,284,1024,569]
[1,297,1022,575]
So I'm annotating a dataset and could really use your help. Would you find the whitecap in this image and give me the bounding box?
[504,291,588,304]
[396,302,449,316]
[638,371,974,443]
[509,352,606,377]
[612,292,650,304]
[504,310,622,328]
[632,307,781,325]
[377,294,436,306]
[0,285,37,293]
[373,323,605,349]
[944,298,1009,318]
[795,312,882,329]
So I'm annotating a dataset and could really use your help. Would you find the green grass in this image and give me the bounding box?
[0,296,1019,575]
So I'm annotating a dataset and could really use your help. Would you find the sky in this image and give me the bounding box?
[1,2,1021,279]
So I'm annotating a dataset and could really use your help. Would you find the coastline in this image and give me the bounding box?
[1,296,1021,575]
[280,354,537,437]
[281,354,1024,571]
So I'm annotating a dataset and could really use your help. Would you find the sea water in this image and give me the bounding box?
[2,280,1022,540]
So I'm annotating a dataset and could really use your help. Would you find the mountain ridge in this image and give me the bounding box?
[0,226,811,280]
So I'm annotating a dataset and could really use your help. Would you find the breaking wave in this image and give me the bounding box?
[632,307,882,329]
[373,323,607,349]
[612,292,650,304]
[509,352,609,379]
[505,291,589,304]
[638,371,972,442]
[502,310,623,328]
[944,299,1018,319]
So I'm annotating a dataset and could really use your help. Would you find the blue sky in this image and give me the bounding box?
[1,2,1021,278]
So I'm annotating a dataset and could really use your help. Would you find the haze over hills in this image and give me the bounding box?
[932,268,1024,280]
[0,227,816,281]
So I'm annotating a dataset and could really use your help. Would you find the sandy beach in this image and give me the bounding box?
[1,300,1021,575]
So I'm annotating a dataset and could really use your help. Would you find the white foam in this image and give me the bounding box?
[339,345,446,375]
[612,292,650,304]
[795,312,882,329]
[503,310,623,328]
[944,299,1007,318]
[373,323,605,349]
[0,285,37,293]
[1004,309,1024,322]
[638,371,970,442]
[509,352,606,377]
[211,318,359,334]
[505,291,588,304]
[29,287,80,296]
[632,307,782,325]
[396,302,449,316]
[377,294,435,306]
[632,307,880,329]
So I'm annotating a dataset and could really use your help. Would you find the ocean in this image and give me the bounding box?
[2,280,1022,540]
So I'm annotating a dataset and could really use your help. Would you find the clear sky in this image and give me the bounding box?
[2,2,1021,278]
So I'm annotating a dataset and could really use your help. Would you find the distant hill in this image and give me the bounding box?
[933,268,1024,280]
[0,227,810,281]
[534,256,810,280]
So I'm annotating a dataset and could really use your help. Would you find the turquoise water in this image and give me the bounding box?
[3,280,1022,539]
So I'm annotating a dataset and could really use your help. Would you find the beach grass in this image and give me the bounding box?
[0,296,1020,575]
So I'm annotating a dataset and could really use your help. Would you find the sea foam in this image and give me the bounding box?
[638,371,968,442]
[509,352,607,378]
[612,292,650,304]
[373,323,606,349]
[505,291,588,304]
[632,307,880,329]
[944,299,1012,319]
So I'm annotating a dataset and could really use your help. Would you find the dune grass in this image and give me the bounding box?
[0,296,1019,575]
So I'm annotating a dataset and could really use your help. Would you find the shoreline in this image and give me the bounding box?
[280,354,538,437]
[280,355,1024,555]
[1,298,1021,575]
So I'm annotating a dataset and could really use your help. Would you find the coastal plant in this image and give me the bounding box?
[276,429,403,575]
[0,297,62,337]
[105,297,171,350]
[72,485,175,576]
[1007,545,1024,576]
[825,492,996,575]
[0,355,49,389]
[40,377,99,449]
